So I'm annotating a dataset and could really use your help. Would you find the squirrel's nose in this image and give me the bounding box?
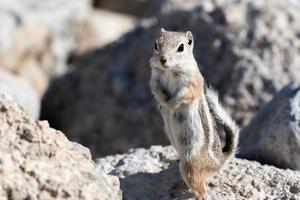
[160,55,167,65]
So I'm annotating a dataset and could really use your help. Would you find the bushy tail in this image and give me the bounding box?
[205,87,239,158]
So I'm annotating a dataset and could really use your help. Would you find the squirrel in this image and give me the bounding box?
[149,28,239,199]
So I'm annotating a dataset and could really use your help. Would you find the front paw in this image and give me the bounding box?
[163,93,171,102]
[161,88,171,101]
[166,98,179,109]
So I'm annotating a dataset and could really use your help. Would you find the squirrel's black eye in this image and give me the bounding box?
[177,44,184,52]
[188,39,192,45]
[154,42,158,51]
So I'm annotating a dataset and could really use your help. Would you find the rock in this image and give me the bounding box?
[0,22,51,97]
[239,83,300,170]
[0,70,40,119]
[97,145,300,200]
[0,94,121,199]
[93,0,162,17]
[42,0,300,157]
[97,146,178,177]
[0,0,90,95]
[222,1,300,125]
[93,0,227,17]
[75,9,137,55]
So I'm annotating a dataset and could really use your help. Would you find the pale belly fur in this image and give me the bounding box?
[160,101,204,155]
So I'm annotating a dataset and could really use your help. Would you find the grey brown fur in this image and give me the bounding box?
[149,28,239,199]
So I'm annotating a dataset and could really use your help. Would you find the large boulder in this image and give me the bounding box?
[97,145,300,200]
[42,0,300,157]
[0,70,40,119]
[0,0,90,96]
[239,83,300,170]
[0,93,121,199]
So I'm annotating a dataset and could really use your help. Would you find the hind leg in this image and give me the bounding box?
[179,162,208,199]
[184,174,207,199]
[191,176,207,200]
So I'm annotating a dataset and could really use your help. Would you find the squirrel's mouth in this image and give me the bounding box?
[161,63,170,69]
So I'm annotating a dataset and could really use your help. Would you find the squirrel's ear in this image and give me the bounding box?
[186,31,193,45]
[160,28,166,32]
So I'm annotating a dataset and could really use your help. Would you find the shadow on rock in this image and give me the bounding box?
[119,162,195,200]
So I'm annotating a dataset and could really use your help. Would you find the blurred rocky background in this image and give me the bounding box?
[0,0,299,167]
[0,0,300,199]
[38,0,300,160]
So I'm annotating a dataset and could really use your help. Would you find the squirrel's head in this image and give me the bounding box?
[150,28,195,70]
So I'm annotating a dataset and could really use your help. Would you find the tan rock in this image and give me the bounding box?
[76,9,137,55]
[16,61,48,98]
[0,0,91,95]
[2,22,51,97]
[0,94,121,200]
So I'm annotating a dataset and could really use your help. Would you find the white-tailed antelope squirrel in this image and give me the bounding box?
[149,28,239,199]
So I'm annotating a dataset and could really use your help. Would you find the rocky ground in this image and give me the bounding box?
[97,146,300,200]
